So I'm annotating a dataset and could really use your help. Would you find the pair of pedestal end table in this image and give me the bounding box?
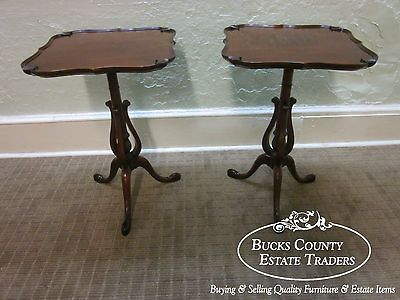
[21,25,378,235]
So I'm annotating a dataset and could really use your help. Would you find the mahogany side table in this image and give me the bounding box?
[21,27,181,236]
[222,24,378,222]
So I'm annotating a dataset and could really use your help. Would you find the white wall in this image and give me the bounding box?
[1,0,399,116]
[1,0,400,156]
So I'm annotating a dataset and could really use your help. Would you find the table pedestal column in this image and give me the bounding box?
[94,72,181,236]
[227,68,315,222]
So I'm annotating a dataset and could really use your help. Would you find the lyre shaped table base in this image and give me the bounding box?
[94,73,181,236]
[227,69,315,222]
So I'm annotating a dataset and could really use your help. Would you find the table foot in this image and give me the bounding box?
[121,216,132,236]
[227,154,272,179]
[284,155,316,183]
[135,156,181,183]
[94,157,120,184]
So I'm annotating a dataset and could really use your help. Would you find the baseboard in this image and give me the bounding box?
[1,105,400,158]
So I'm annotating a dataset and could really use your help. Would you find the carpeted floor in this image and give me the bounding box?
[0,146,399,299]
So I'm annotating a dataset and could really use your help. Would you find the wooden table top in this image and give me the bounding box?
[21,27,176,77]
[222,24,378,70]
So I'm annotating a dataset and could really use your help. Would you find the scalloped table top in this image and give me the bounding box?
[21,27,176,77]
[222,24,378,70]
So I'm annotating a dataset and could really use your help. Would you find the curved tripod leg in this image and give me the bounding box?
[136,156,181,183]
[227,154,271,179]
[285,155,316,183]
[273,165,282,222]
[94,157,120,184]
[121,167,132,236]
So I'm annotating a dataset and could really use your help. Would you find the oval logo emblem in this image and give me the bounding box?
[237,210,371,281]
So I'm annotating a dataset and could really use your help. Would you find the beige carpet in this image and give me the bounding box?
[0,146,399,299]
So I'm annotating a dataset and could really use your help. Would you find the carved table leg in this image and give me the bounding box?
[284,155,316,183]
[227,69,315,222]
[273,165,282,222]
[227,154,272,179]
[135,156,181,182]
[94,72,181,236]
[121,167,132,236]
[94,157,120,183]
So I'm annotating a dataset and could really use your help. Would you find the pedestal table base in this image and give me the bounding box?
[227,69,315,222]
[94,73,181,236]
